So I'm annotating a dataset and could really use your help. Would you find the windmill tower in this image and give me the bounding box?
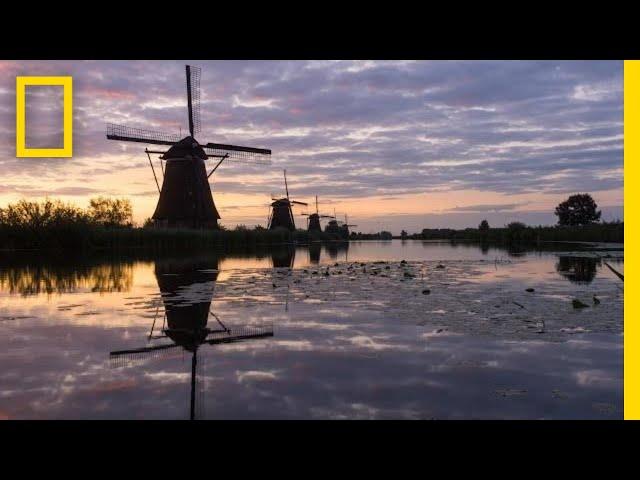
[110,256,273,420]
[267,170,307,231]
[106,65,271,229]
[301,196,335,232]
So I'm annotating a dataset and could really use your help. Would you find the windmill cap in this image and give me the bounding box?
[162,136,207,160]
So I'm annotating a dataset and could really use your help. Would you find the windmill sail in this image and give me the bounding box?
[186,65,201,137]
[204,143,271,164]
[107,123,181,146]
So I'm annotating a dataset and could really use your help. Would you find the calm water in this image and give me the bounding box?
[0,241,624,419]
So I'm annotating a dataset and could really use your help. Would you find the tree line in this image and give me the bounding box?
[401,194,623,244]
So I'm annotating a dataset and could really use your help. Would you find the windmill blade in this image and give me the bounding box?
[110,342,180,357]
[186,65,201,137]
[204,143,271,165]
[107,123,180,146]
[205,327,273,345]
[319,215,335,219]
[109,342,182,367]
[291,200,308,206]
[283,169,289,199]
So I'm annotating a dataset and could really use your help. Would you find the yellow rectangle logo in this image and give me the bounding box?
[16,76,73,158]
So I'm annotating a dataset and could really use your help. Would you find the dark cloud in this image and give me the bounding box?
[447,203,528,213]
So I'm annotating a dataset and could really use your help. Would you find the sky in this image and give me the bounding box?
[0,60,623,234]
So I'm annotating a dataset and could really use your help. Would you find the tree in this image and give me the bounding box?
[554,194,601,226]
[0,198,87,228]
[88,197,133,227]
[505,221,527,243]
[478,219,489,232]
[507,221,527,230]
[400,229,408,239]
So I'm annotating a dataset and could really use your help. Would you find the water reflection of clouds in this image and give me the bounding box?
[0,243,623,419]
[0,317,622,418]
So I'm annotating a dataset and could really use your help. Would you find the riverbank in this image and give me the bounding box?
[393,222,624,244]
[0,224,350,251]
[0,223,625,252]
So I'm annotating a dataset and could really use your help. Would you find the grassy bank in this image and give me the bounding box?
[0,198,349,251]
[405,222,623,244]
[0,198,624,251]
[0,223,348,251]
[1,221,624,251]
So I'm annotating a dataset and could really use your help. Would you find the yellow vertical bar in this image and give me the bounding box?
[15,78,25,155]
[625,60,637,419]
[63,77,73,157]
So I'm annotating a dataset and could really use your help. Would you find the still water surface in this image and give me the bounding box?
[0,241,623,419]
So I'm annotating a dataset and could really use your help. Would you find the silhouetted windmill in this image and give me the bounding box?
[267,170,307,231]
[106,65,271,229]
[301,196,335,232]
[341,213,358,237]
[109,257,273,420]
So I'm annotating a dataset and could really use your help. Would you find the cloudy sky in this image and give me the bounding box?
[0,60,623,233]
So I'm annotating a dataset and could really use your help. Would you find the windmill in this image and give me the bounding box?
[106,65,271,229]
[109,257,273,420]
[324,208,342,235]
[341,213,358,238]
[267,169,307,231]
[300,196,335,232]
[325,211,357,240]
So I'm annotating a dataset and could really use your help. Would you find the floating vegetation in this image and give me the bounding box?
[572,299,590,309]
[495,388,528,397]
[206,259,622,342]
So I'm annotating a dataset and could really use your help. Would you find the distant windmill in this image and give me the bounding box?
[325,210,356,239]
[267,170,307,231]
[324,208,342,236]
[342,213,358,237]
[106,65,271,229]
[301,196,335,232]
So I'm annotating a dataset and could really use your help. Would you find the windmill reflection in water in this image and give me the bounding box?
[110,257,273,420]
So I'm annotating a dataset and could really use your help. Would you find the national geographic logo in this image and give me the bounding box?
[15,76,72,157]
